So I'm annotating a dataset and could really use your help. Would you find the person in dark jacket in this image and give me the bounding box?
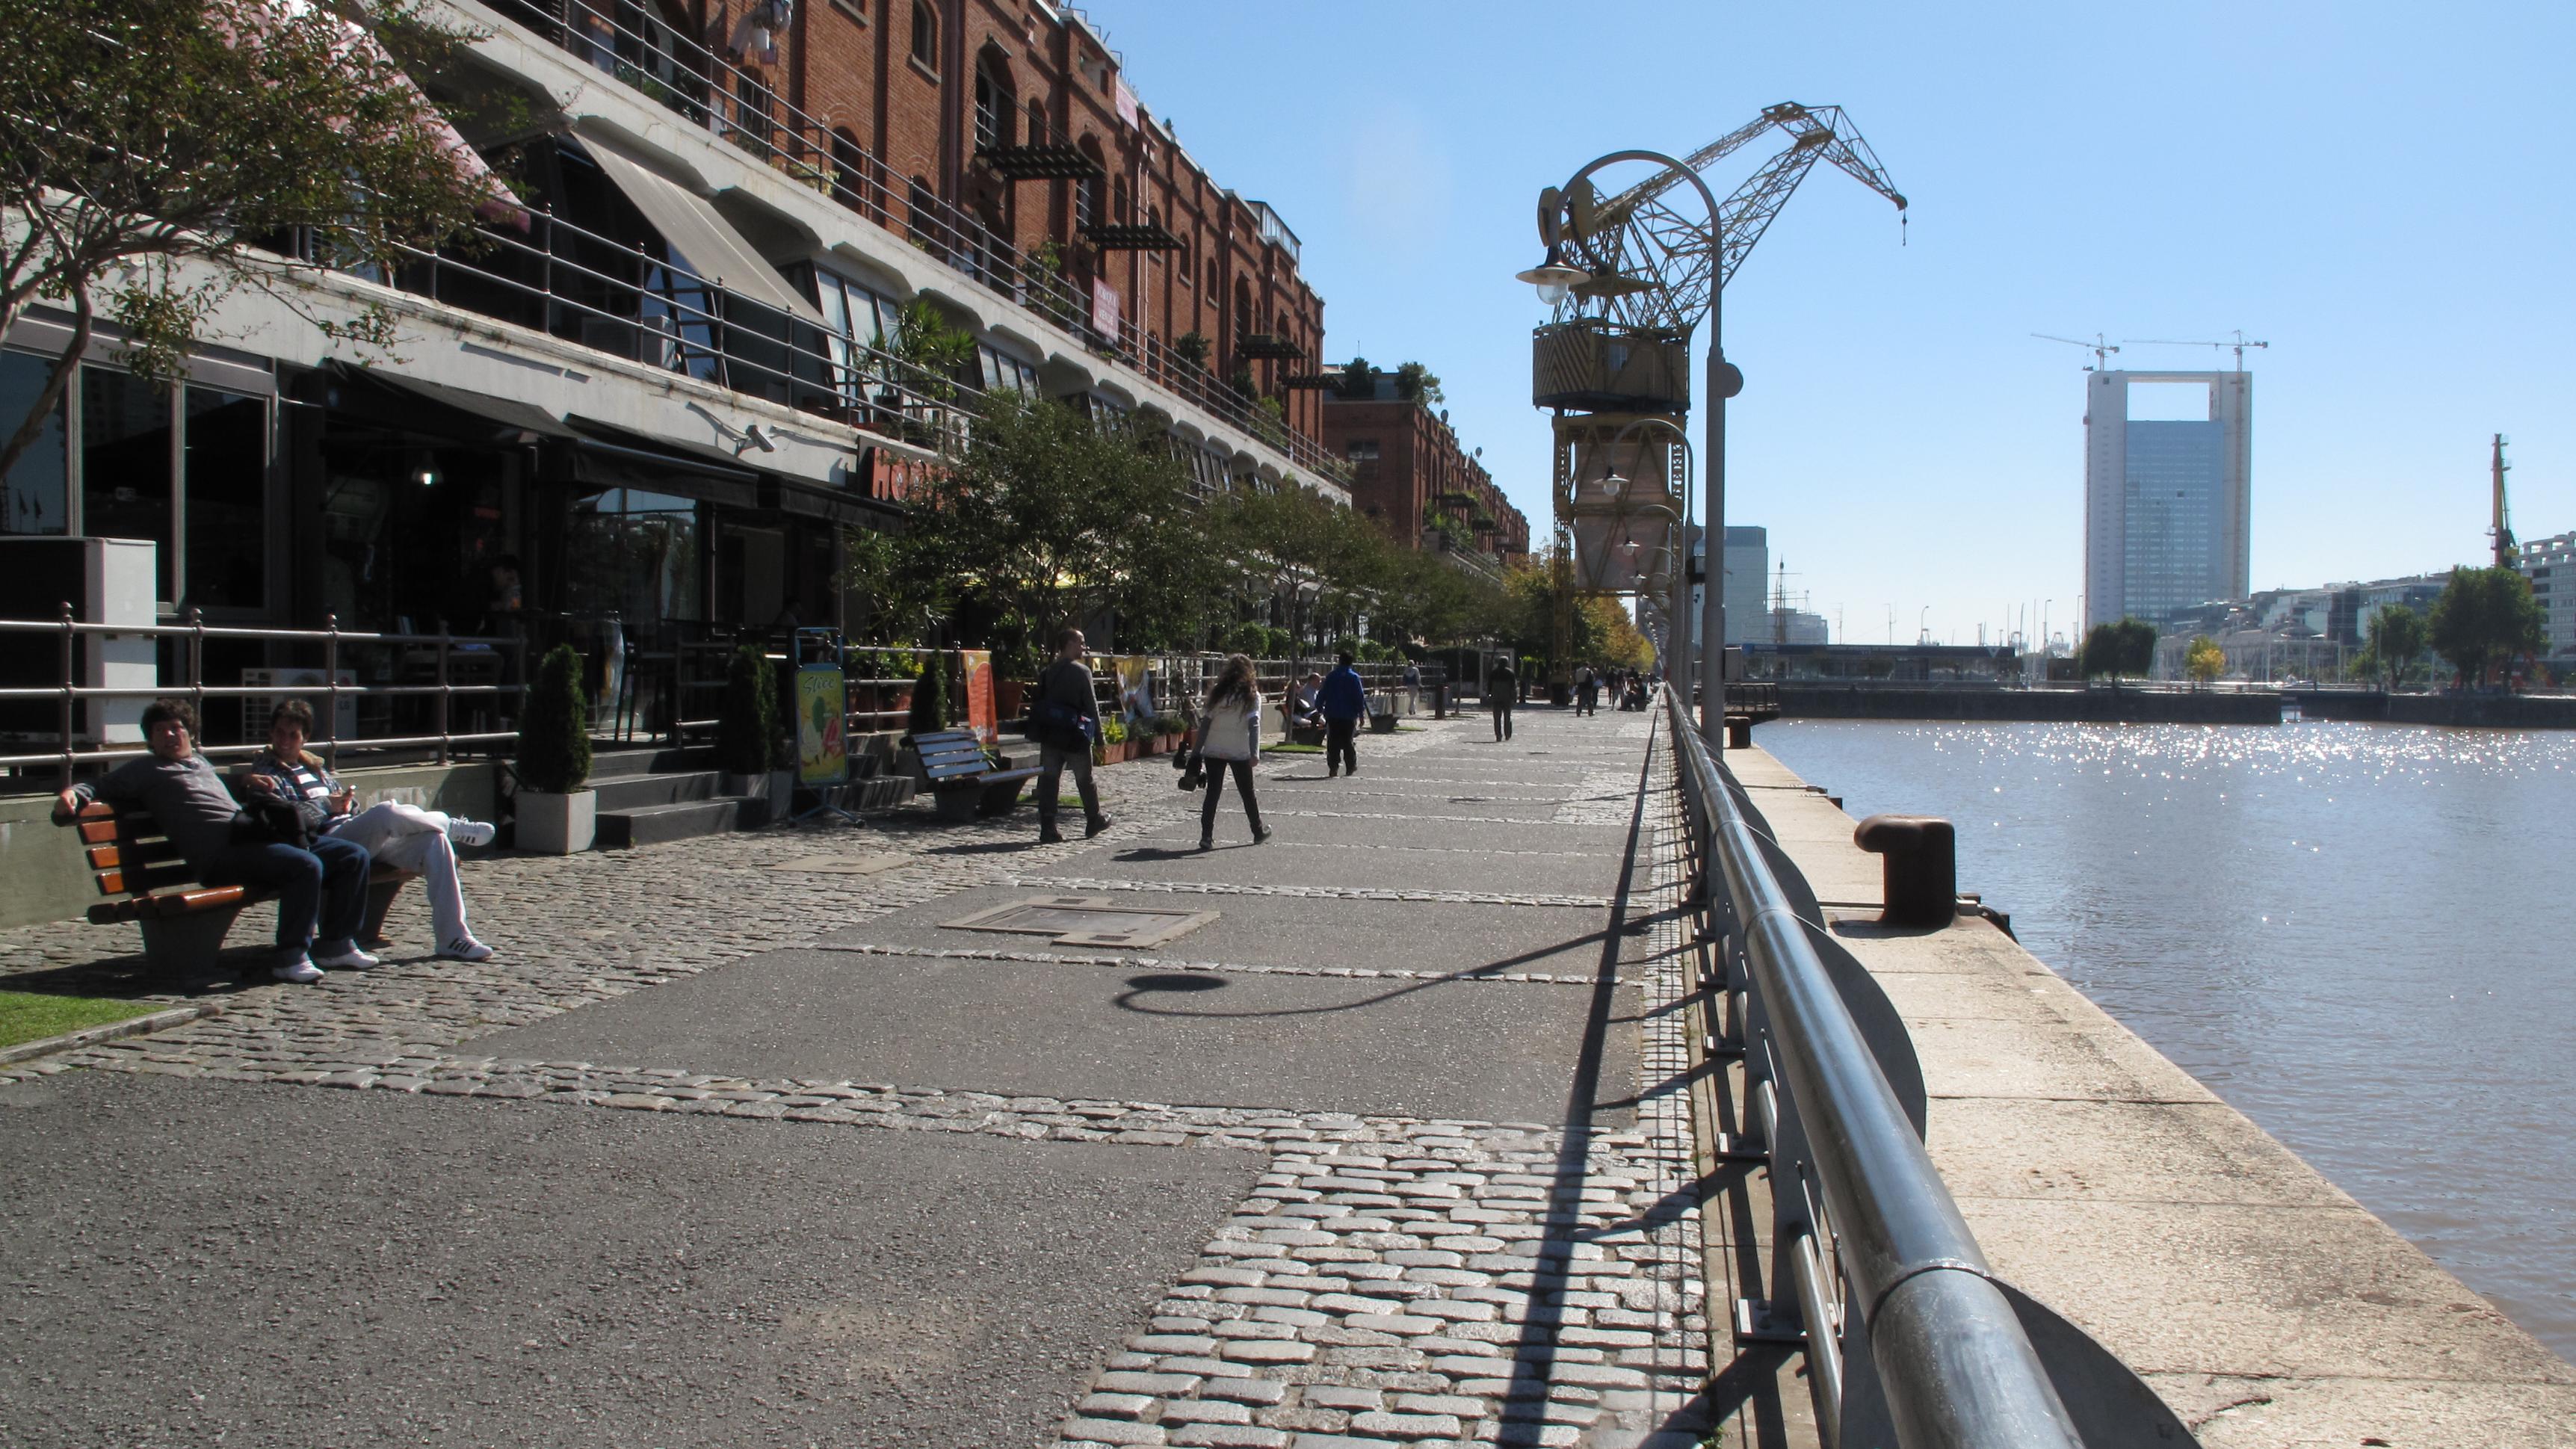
[1488,659,1519,741]
[1318,652,1368,777]
[1032,626,1111,844]
[54,697,374,983]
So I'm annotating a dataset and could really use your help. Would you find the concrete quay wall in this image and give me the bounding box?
[1776,685,2282,725]
[2290,690,2576,729]
[1725,743,2575,1446]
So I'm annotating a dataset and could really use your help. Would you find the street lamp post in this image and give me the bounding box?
[1519,149,1736,748]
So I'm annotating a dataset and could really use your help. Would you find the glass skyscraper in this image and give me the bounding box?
[2084,371,2251,630]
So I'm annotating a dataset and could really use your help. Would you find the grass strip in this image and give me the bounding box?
[0,991,165,1052]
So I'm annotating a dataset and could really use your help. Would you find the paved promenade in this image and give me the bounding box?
[0,710,1725,1448]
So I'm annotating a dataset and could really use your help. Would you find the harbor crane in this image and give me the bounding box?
[1542,102,1906,333]
[2122,331,2270,371]
[2033,333,2119,370]
[2492,433,2515,566]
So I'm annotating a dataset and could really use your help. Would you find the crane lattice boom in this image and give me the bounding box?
[1557,102,1906,332]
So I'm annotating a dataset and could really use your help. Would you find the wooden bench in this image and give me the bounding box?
[904,729,1040,821]
[60,801,416,973]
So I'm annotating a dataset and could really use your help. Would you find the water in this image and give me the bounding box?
[1758,719,2576,1362]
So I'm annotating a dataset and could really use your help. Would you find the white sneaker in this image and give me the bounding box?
[312,944,379,971]
[447,819,496,848]
[273,957,324,984]
[437,936,495,963]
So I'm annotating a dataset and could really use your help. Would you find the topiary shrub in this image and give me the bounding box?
[715,644,780,774]
[908,649,949,735]
[517,643,593,794]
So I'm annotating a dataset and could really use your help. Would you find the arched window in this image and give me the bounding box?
[973,51,1013,152]
[1205,257,1220,294]
[1232,276,1252,340]
[1113,176,1130,224]
[909,0,939,75]
[1027,99,1047,146]
[831,129,867,213]
[1176,229,1193,285]
[1074,137,1105,232]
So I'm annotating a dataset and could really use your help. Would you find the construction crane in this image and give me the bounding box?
[2492,433,2515,567]
[2122,331,2270,371]
[1545,102,1906,333]
[2033,333,2119,371]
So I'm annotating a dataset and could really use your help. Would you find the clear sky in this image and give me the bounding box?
[1090,0,2573,648]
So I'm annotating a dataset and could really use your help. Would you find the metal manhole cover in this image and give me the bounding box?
[940,895,1220,948]
[771,853,911,876]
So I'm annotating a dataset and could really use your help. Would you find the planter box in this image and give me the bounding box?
[517,789,596,854]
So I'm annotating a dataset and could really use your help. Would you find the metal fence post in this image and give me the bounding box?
[58,602,75,792]
[436,627,454,765]
[186,606,206,749]
[322,613,342,773]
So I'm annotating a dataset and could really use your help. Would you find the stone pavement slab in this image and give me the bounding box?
[816,882,1619,980]
[1046,838,1621,897]
[467,946,1637,1124]
[0,1070,1257,1449]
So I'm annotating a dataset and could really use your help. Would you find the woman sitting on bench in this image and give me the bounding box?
[237,699,498,963]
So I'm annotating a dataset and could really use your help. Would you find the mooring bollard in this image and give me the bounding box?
[1854,813,1956,926]
[1725,714,1752,750]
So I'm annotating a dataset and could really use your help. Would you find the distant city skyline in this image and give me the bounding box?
[1093,0,2574,646]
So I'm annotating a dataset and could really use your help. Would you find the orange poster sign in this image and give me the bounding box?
[961,649,996,745]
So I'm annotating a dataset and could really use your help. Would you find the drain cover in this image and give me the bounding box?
[941,895,1219,948]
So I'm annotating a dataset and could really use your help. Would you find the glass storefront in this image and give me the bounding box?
[0,350,69,536]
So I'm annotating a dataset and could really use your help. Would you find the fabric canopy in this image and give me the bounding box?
[581,141,829,328]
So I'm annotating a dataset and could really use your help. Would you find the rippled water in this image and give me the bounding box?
[1758,719,2576,1361]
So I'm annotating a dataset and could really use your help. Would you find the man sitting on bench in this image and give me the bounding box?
[54,697,377,984]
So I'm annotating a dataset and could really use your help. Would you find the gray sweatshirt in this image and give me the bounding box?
[70,753,245,868]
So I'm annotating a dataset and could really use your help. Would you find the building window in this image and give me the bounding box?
[831,129,868,213]
[1113,176,1130,224]
[1027,99,1047,146]
[732,71,775,152]
[1347,440,1379,463]
[1205,257,1220,294]
[0,350,69,536]
[973,52,1013,151]
[1176,230,1193,284]
[909,0,939,75]
[1074,138,1105,232]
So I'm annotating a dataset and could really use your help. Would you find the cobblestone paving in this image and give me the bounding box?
[1,711,1717,1448]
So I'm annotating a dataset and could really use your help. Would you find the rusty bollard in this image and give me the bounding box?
[1854,814,1956,927]
[1725,715,1752,750]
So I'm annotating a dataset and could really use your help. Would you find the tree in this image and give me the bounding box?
[2365,603,2429,693]
[2427,566,2545,688]
[1212,481,1353,671]
[1337,356,1378,400]
[891,393,1199,676]
[2080,618,2156,687]
[1,0,509,478]
[2185,634,2226,688]
[1392,362,1444,404]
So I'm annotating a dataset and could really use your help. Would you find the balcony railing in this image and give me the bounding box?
[481,0,1350,489]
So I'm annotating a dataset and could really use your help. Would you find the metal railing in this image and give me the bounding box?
[1,609,530,788]
[480,0,1354,489]
[1662,684,2089,1448]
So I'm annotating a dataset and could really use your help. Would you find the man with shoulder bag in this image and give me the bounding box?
[1031,627,1112,844]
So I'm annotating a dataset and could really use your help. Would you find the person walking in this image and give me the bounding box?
[55,698,375,983]
[1031,626,1112,844]
[1193,653,1267,850]
[1575,664,1599,717]
[1488,658,1519,742]
[1400,660,1422,716]
[1318,652,1367,777]
[238,699,498,962]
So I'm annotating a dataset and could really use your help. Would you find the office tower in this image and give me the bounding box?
[2084,370,2251,631]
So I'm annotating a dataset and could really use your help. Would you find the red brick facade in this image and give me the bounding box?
[721,0,1327,444]
[1320,392,1531,564]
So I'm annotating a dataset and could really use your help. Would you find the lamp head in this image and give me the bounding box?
[1516,246,1590,307]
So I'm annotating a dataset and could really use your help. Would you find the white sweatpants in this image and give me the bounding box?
[327,802,473,947]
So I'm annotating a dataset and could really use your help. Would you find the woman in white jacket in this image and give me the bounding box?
[1193,654,1270,850]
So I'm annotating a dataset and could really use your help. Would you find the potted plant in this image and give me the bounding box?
[907,649,949,737]
[715,643,781,801]
[1174,331,1211,368]
[516,643,595,853]
[1155,710,1187,750]
[1092,716,1127,765]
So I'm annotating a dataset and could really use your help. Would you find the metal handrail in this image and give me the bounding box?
[2,608,529,786]
[1661,683,2084,1448]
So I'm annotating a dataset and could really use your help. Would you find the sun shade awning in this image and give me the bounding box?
[581,141,829,329]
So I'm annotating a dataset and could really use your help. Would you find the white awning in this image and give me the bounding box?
[581,141,827,329]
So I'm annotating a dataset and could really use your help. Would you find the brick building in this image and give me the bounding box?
[1320,375,1531,575]
[743,0,1329,449]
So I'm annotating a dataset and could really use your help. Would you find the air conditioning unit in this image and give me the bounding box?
[241,668,358,743]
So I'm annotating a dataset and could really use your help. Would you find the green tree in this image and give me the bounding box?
[2079,618,2157,687]
[1212,481,1354,672]
[1338,356,1379,400]
[1392,362,1444,404]
[1,0,507,478]
[2365,602,2430,692]
[890,393,1199,676]
[714,645,781,773]
[516,644,593,794]
[2079,623,2122,685]
[2185,634,2226,687]
[2428,566,2545,688]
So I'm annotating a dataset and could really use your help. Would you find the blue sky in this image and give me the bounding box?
[1094,0,2574,647]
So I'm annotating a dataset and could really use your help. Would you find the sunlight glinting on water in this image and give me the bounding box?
[1760,720,2576,1361]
